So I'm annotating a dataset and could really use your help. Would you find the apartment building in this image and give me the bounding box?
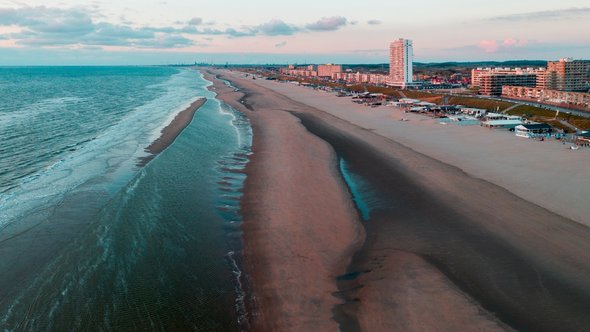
[388,38,413,87]
[471,67,546,95]
[317,64,343,78]
[480,73,538,96]
[331,72,388,85]
[543,58,590,92]
[502,85,590,108]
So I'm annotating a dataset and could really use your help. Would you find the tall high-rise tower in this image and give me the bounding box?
[389,38,413,88]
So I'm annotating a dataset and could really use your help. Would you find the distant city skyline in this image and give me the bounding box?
[0,0,589,65]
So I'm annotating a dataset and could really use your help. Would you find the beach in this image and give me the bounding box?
[206,72,364,331]
[206,69,590,331]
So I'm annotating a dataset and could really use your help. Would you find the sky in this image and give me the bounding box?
[0,0,589,65]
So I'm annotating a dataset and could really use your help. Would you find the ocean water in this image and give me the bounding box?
[0,67,251,330]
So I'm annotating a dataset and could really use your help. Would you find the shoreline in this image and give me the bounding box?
[137,98,206,167]
[206,69,590,331]
[204,70,365,331]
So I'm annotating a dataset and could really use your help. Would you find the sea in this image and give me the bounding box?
[0,66,251,330]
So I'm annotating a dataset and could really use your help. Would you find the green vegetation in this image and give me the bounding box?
[401,90,444,104]
[568,118,590,130]
[401,92,515,111]
[507,105,558,118]
[402,90,442,99]
[507,105,590,131]
[544,120,574,133]
[447,96,514,111]
[365,86,403,97]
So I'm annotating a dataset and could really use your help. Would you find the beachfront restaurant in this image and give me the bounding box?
[481,113,523,129]
[515,123,553,138]
[482,119,523,129]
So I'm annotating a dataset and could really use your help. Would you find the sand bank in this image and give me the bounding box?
[205,72,364,331]
[137,98,206,167]
[209,69,590,331]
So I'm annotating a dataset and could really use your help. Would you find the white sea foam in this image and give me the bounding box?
[209,78,253,151]
[227,250,249,326]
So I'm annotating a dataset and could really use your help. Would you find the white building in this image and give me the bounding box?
[481,113,523,129]
[388,38,413,88]
[460,107,487,117]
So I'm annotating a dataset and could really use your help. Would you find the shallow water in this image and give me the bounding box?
[0,67,251,330]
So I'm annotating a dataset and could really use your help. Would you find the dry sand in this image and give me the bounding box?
[240,74,590,227]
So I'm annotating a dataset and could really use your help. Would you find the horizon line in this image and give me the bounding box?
[1,59,576,68]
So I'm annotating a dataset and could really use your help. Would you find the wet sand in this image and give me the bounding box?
[137,98,206,166]
[205,71,364,331]
[295,111,590,331]
[207,69,590,332]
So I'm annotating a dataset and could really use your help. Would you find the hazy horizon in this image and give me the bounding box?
[0,59,560,67]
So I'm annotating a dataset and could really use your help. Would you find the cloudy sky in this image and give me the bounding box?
[0,0,589,65]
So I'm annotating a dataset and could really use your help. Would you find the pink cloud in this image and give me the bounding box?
[478,39,499,53]
[503,38,528,47]
[478,38,529,53]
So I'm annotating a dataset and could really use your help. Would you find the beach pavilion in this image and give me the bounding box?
[515,123,553,138]
[482,119,523,129]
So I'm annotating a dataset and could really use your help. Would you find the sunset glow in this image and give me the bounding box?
[0,0,589,64]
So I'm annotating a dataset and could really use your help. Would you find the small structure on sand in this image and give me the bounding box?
[482,119,523,129]
[461,107,487,118]
[576,132,590,147]
[515,123,553,138]
[481,113,523,129]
